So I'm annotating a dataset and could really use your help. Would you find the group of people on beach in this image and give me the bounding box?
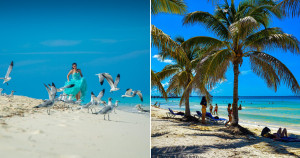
[200,96,242,126]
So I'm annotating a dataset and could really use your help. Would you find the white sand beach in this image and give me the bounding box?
[151,106,300,158]
[0,95,150,158]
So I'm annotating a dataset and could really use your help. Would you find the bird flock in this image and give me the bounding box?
[0,61,147,120]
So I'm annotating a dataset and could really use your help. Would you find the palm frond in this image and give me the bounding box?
[249,52,300,94]
[276,0,300,17]
[151,70,168,99]
[183,11,230,40]
[151,0,187,15]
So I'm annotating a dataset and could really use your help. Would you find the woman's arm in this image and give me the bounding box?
[67,70,72,81]
[78,69,83,77]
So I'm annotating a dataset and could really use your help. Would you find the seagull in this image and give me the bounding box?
[122,89,143,102]
[113,100,120,114]
[121,88,134,97]
[136,104,149,112]
[0,61,13,85]
[0,88,3,96]
[96,73,120,92]
[82,92,97,113]
[93,98,117,120]
[94,89,105,105]
[7,90,16,98]
[34,83,74,115]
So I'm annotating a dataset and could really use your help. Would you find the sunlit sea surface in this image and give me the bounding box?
[152,96,300,131]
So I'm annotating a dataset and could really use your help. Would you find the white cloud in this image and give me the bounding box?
[41,40,81,47]
[240,70,251,75]
[162,81,169,88]
[152,55,174,64]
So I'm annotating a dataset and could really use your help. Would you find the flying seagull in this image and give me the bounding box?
[0,61,13,85]
[95,89,105,105]
[122,89,143,102]
[34,83,74,115]
[96,73,120,92]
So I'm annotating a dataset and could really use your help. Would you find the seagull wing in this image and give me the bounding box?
[43,83,51,99]
[98,73,105,85]
[103,73,114,88]
[57,84,75,92]
[97,89,105,101]
[5,61,13,78]
[125,88,133,96]
[114,74,120,87]
[136,91,143,102]
[50,83,57,100]
[98,106,112,114]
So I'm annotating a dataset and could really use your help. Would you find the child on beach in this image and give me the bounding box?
[213,104,218,115]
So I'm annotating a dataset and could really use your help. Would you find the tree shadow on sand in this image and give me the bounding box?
[152,118,300,157]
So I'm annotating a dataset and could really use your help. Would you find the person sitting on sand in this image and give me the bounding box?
[200,96,207,124]
[209,104,213,114]
[213,104,218,115]
[64,63,87,101]
[262,127,288,140]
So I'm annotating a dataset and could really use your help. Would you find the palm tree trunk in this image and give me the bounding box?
[184,94,191,117]
[231,60,239,126]
[184,79,191,117]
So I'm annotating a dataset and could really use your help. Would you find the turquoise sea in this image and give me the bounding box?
[151,96,300,131]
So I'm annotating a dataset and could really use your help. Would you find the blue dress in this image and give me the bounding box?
[64,72,87,101]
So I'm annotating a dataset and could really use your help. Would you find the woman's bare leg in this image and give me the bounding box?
[277,128,282,136]
[282,128,287,137]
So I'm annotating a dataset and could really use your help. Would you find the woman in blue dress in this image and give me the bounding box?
[64,63,87,101]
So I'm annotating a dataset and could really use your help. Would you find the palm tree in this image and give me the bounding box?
[181,0,300,126]
[156,36,210,117]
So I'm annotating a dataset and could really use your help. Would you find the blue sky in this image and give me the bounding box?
[0,0,150,103]
[151,0,300,96]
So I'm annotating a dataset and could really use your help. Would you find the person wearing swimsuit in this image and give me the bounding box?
[213,104,218,115]
[209,104,213,114]
[64,63,87,101]
[200,96,207,124]
[225,103,232,127]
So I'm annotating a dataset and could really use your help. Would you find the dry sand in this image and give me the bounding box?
[0,95,150,158]
[151,106,300,158]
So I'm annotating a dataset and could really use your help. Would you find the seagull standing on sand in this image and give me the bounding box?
[122,89,143,102]
[34,83,74,115]
[7,90,16,98]
[93,98,118,120]
[96,73,120,92]
[136,104,149,112]
[0,61,13,85]
[82,92,97,113]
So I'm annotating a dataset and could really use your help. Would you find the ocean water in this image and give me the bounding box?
[152,96,300,131]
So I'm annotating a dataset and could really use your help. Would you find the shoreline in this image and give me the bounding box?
[151,106,300,157]
[0,95,150,158]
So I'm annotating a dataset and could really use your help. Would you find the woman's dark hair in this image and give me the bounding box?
[228,103,231,107]
[71,63,77,70]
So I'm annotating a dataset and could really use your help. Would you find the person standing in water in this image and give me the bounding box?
[200,96,207,124]
[209,104,213,114]
[64,63,87,101]
[213,104,218,115]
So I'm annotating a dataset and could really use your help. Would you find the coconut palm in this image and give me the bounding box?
[156,36,210,117]
[180,0,300,126]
